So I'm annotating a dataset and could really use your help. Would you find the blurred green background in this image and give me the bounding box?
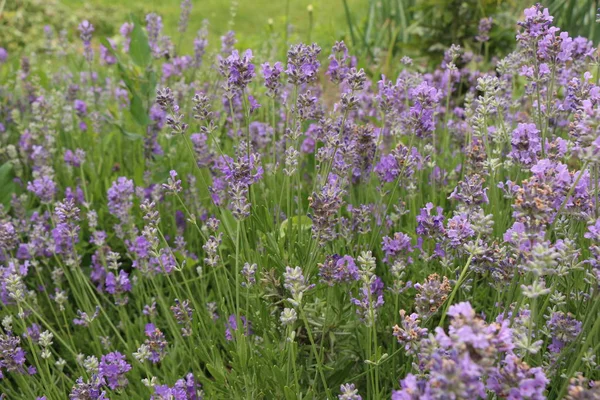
[1,0,367,53]
[1,0,599,66]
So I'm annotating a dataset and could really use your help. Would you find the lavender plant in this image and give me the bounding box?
[0,4,598,399]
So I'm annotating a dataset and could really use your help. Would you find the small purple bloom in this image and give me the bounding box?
[27,176,56,203]
[98,351,131,390]
[225,314,252,341]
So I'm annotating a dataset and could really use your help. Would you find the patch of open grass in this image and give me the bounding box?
[59,0,368,52]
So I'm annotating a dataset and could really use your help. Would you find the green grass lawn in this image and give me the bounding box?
[59,0,367,53]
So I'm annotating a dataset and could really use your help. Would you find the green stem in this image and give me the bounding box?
[299,304,330,397]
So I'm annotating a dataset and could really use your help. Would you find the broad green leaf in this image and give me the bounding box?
[0,163,16,207]
[129,15,152,68]
[141,69,157,99]
[280,215,313,239]
[130,92,150,126]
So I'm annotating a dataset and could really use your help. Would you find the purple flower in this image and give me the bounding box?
[190,132,212,168]
[381,144,422,183]
[16,243,30,260]
[0,48,7,63]
[163,170,183,193]
[585,219,600,242]
[392,374,431,399]
[248,122,273,150]
[52,199,81,255]
[392,310,428,354]
[517,5,554,42]
[547,311,582,353]
[100,39,117,65]
[98,351,131,390]
[217,152,263,187]
[130,235,151,259]
[27,176,56,203]
[538,28,573,63]
[396,301,516,399]
[566,374,600,399]
[374,154,399,183]
[351,276,384,324]
[476,17,493,42]
[105,270,131,305]
[193,21,209,68]
[0,332,28,378]
[416,203,445,238]
[107,177,135,220]
[327,41,355,84]
[24,323,41,343]
[0,222,18,252]
[338,383,362,400]
[171,299,194,336]
[73,306,100,327]
[178,0,192,34]
[225,315,252,341]
[69,375,107,400]
[414,274,451,317]
[262,62,283,97]
[448,174,489,207]
[286,43,321,85]
[77,20,94,43]
[218,49,255,93]
[446,214,475,247]
[153,384,187,400]
[406,81,441,139]
[119,22,134,53]
[309,174,345,244]
[318,254,359,285]
[78,20,94,61]
[487,354,548,399]
[64,149,86,167]
[509,123,542,167]
[248,95,260,113]
[241,263,257,286]
[141,323,168,363]
[74,99,87,116]
[163,56,192,79]
[220,31,237,56]
[146,13,164,57]
[151,373,201,400]
[382,232,413,263]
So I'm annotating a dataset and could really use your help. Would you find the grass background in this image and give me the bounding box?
[58,0,367,52]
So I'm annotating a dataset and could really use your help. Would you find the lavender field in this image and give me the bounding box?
[0,1,599,399]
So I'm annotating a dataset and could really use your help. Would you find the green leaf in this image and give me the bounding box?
[206,363,226,384]
[117,62,136,93]
[113,123,144,141]
[279,215,313,239]
[130,92,150,126]
[235,339,248,369]
[0,163,16,207]
[283,386,298,400]
[141,69,157,99]
[129,14,152,68]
